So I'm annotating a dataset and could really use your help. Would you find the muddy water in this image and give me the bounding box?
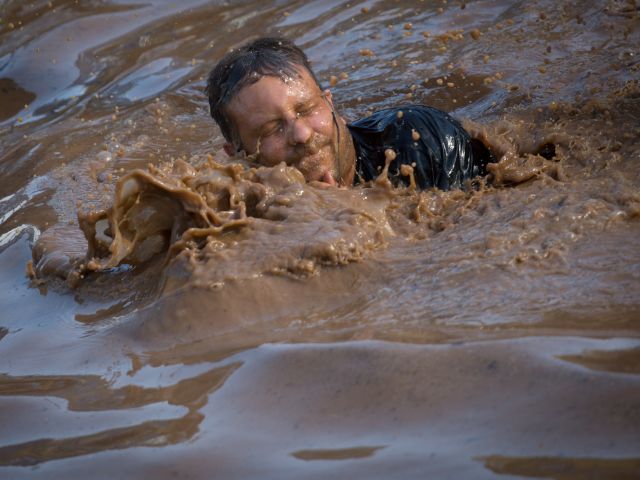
[1,0,639,478]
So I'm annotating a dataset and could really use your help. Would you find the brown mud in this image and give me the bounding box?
[0,0,639,478]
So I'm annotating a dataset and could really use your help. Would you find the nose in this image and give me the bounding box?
[288,116,313,146]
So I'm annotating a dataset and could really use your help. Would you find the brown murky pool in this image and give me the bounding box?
[1,0,639,478]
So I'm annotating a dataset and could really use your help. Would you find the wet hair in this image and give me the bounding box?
[206,37,321,146]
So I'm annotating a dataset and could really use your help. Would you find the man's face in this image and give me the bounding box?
[224,67,347,184]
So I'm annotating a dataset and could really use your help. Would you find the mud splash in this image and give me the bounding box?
[33,156,392,291]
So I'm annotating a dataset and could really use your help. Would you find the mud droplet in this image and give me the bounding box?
[401,164,417,190]
[329,75,338,86]
[396,110,404,119]
[412,129,420,141]
[385,148,397,161]
[470,29,482,40]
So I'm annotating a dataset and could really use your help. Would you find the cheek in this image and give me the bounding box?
[309,110,335,138]
[256,139,286,167]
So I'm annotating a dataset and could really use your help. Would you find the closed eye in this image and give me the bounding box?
[296,100,319,117]
[261,121,284,137]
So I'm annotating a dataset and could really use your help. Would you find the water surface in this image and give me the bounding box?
[1,0,639,478]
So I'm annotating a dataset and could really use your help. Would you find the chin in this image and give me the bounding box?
[299,168,325,183]
[298,148,336,182]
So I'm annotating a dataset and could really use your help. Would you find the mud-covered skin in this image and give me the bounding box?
[1,0,640,477]
[224,68,355,185]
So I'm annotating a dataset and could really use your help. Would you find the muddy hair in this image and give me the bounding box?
[206,37,321,146]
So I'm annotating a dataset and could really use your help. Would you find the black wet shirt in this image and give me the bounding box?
[347,105,490,190]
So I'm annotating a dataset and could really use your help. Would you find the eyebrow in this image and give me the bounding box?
[294,95,317,110]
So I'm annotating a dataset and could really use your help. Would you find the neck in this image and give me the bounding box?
[335,116,356,186]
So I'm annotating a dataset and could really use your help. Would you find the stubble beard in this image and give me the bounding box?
[289,134,337,182]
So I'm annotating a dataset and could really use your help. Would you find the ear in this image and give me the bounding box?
[223,142,236,157]
[323,89,334,106]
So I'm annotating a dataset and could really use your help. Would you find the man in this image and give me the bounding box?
[206,37,493,190]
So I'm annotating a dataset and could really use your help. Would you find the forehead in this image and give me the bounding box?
[225,68,322,127]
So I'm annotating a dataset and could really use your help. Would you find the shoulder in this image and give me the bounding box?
[348,105,460,132]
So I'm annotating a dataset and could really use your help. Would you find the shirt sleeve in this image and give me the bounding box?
[348,105,486,190]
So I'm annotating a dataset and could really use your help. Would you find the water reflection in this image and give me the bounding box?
[0,0,211,127]
[110,58,193,103]
[0,361,240,466]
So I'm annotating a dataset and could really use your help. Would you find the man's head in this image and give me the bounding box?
[206,37,354,185]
